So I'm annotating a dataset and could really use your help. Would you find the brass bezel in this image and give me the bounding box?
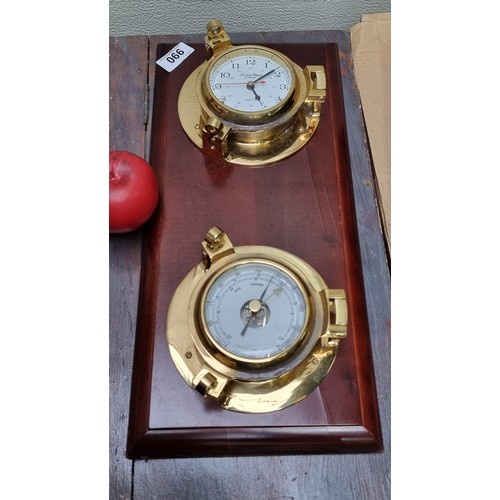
[198,258,312,368]
[176,20,326,166]
[166,228,348,413]
[202,45,298,125]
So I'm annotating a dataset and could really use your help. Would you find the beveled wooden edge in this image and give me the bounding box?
[326,41,384,450]
[110,27,390,500]
[127,424,382,459]
[126,36,384,460]
[125,220,163,457]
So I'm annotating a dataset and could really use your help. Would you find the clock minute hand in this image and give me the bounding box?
[252,68,277,84]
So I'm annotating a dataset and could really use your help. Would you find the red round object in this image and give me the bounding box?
[109,151,159,233]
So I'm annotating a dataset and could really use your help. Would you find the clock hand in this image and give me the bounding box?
[244,68,277,107]
[218,81,266,86]
[252,68,277,84]
[240,277,274,336]
[246,82,264,107]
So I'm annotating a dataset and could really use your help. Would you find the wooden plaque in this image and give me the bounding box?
[126,40,382,458]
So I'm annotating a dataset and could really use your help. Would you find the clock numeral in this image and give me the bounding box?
[232,63,240,69]
[221,71,231,78]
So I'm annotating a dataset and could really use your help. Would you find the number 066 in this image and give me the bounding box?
[165,48,185,64]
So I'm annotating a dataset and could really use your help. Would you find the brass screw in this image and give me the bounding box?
[185,351,192,359]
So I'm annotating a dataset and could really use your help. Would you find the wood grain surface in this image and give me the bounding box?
[127,39,381,459]
[110,30,390,499]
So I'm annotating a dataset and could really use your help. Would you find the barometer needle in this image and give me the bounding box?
[262,286,283,303]
[258,276,275,304]
[240,276,274,336]
[240,319,252,337]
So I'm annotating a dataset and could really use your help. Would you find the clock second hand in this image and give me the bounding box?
[218,67,276,86]
[218,81,266,86]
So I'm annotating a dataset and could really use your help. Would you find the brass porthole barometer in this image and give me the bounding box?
[178,19,327,166]
[166,227,348,413]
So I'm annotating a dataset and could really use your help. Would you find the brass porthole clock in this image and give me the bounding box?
[166,227,348,413]
[178,19,327,166]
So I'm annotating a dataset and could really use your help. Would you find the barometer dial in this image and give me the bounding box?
[166,227,347,413]
[202,261,308,362]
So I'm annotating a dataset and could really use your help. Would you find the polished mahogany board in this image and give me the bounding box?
[126,41,382,458]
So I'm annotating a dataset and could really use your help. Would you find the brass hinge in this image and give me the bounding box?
[321,289,348,347]
[201,227,235,269]
[205,19,233,58]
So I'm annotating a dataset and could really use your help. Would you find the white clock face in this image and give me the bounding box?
[207,49,294,113]
[202,261,308,361]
